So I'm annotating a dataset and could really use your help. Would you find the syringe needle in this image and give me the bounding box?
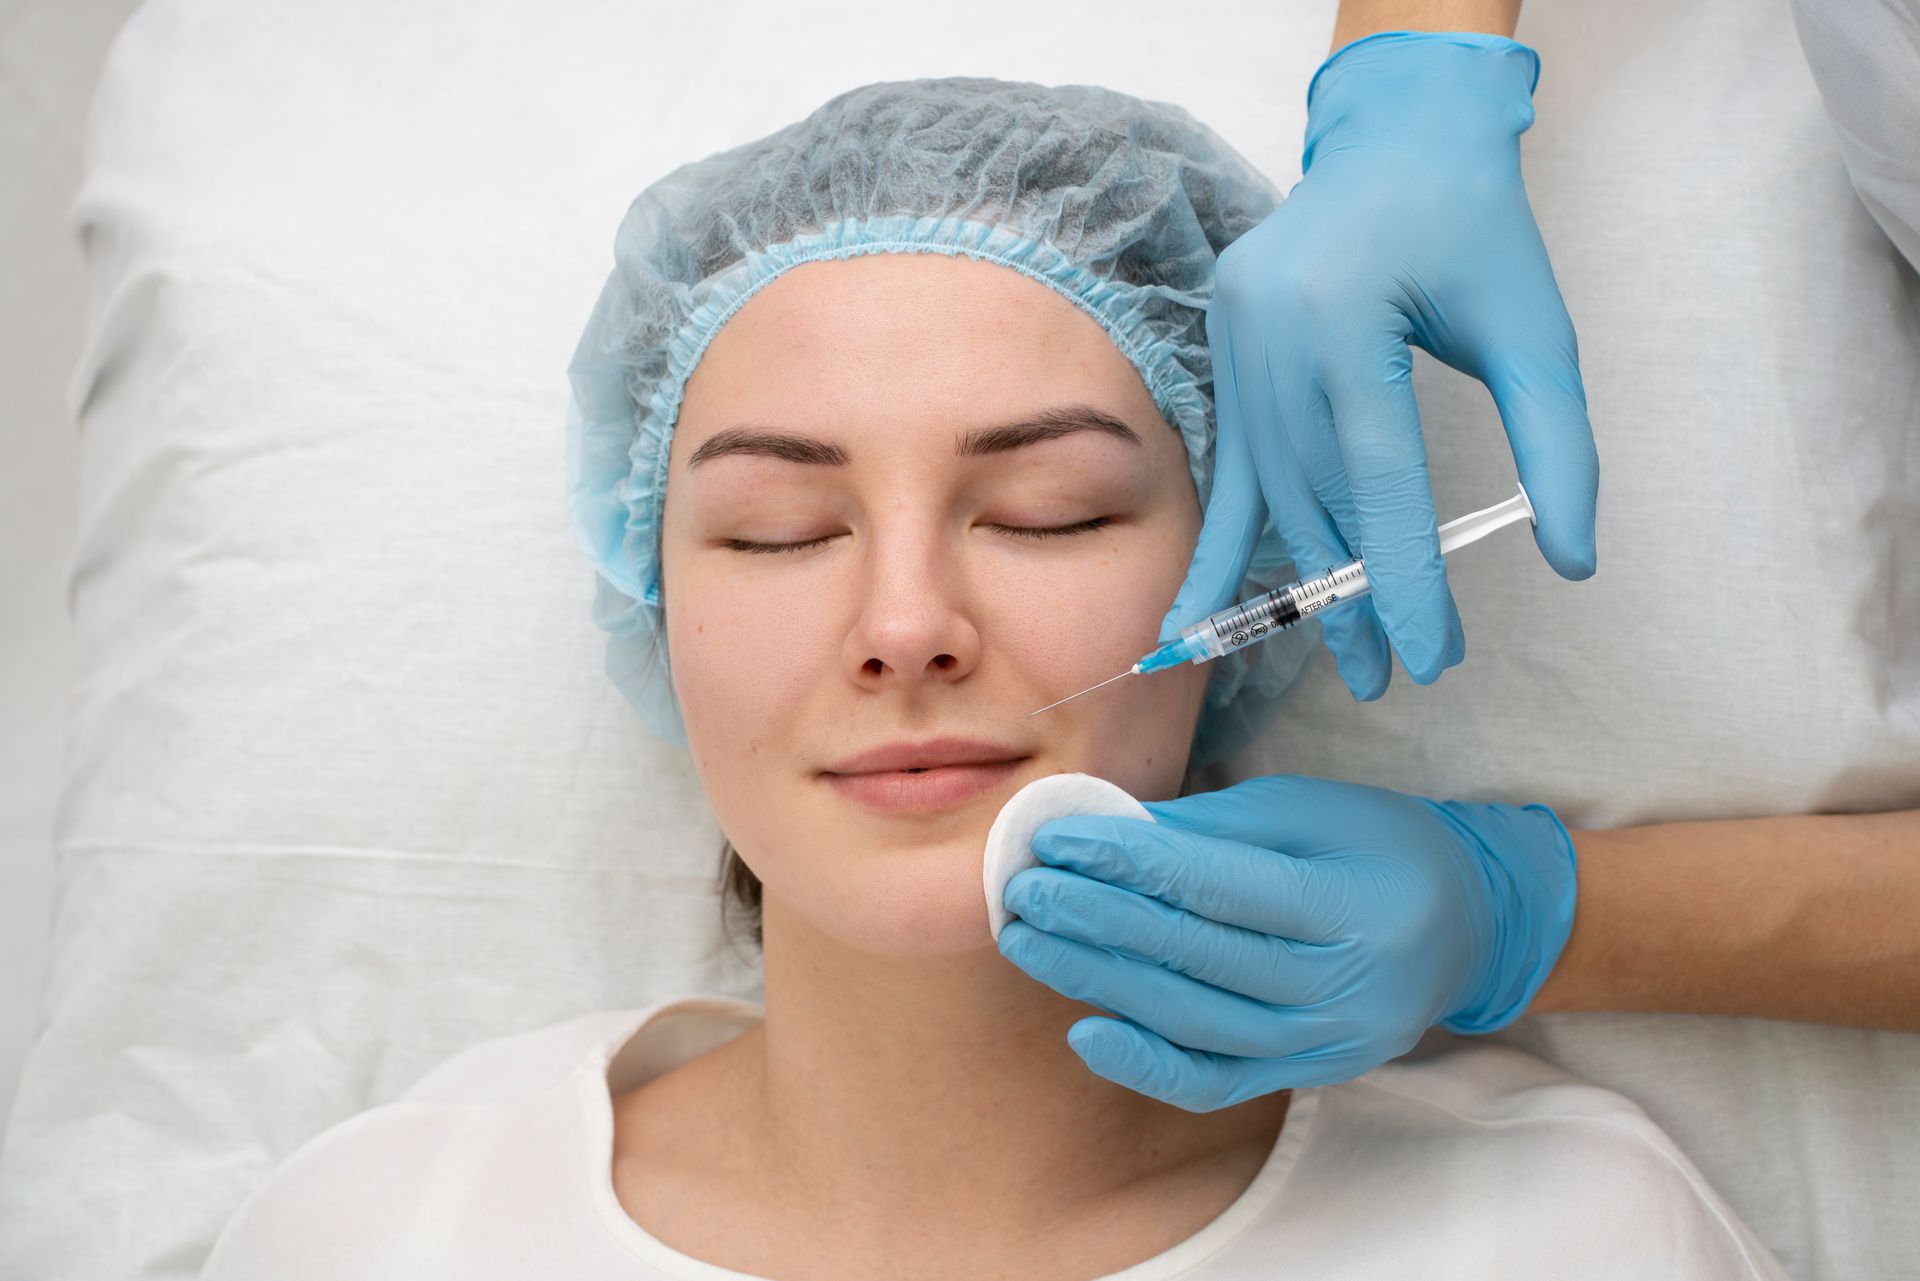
[1027,668,1135,717]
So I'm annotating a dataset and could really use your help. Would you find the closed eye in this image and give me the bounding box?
[723,518,1113,556]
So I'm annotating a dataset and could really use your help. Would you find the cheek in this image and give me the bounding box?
[661,554,824,749]
[995,526,1208,791]
[994,524,1194,689]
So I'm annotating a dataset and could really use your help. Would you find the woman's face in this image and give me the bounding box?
[661,252,1210,956]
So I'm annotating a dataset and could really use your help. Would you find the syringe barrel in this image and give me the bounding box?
[1184,560,1374,662]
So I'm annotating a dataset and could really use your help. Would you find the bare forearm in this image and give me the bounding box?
[1332,0,1522,51]
[1530,809,1920,1029]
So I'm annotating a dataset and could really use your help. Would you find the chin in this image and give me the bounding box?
[779,835,1002,957]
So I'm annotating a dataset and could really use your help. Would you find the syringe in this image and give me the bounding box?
[1027,483,1536,717]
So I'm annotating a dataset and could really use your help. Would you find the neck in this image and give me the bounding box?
[731,893,1287,1233]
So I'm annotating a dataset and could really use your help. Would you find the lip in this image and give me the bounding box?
[822,758,1030,814]
[820,737,1031,815]
[824,737,1031,776]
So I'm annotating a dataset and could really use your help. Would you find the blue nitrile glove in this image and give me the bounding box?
[1164,31,1599,700]
[995,774,1578,1112]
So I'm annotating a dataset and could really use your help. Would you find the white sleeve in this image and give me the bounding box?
[1356,1047,1795,1279]
[1790,0,1920,269]
[1552,1112,1795,1280]
[198,1107,428,1281]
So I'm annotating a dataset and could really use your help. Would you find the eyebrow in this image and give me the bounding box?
[684,404,1143,469]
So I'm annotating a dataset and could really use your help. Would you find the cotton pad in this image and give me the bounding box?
[983,772,1155,941]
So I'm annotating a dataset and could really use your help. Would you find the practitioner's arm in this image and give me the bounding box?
[1332,0,1522,49]
[1531,809,1920,1029]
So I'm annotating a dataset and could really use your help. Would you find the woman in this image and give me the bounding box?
[201,78,1786,1280]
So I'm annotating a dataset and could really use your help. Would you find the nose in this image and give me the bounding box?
[841,527,983,694]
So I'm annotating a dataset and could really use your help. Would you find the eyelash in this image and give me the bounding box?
[722,518,1113,556]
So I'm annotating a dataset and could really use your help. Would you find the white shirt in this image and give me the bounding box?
[201,995,1790,1280]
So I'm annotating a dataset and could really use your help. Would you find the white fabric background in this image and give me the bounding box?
[0,1,1913,1279]
[0,0,145,1140]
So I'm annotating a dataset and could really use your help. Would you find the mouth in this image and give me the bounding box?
[820,758,1031,814]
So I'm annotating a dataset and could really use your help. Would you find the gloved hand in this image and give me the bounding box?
[1164,31,1599,700]
[995,774,1578,1112]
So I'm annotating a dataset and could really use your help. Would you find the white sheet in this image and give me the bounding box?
[0,2,1912,1279]
[0,0,146,1141]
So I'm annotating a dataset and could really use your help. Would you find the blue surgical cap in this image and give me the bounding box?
[565,76,1315,768]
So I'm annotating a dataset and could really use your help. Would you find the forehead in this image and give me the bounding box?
[675,253,1164,451]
